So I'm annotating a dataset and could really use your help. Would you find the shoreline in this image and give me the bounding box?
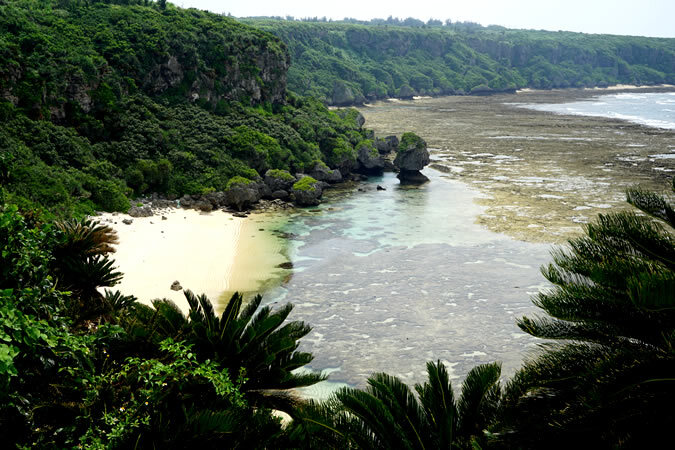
[98,208,290,313]
[360,84,675,108]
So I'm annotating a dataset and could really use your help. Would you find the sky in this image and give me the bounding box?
[173,0,675,38]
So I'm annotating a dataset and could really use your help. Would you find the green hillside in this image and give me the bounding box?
[246,19,675,104]
[0,1,369,217]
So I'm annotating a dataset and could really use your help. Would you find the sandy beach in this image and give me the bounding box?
[98,208,289,313]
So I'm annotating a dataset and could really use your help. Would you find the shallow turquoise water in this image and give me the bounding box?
[264,169,553,395]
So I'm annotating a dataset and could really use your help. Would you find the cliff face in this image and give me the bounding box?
[249,20,675,105]
[0,2,289,121]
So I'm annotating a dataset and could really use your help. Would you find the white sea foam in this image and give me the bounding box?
[512,92,675,130]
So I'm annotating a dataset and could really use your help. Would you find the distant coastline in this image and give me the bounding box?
[361,84,675,108]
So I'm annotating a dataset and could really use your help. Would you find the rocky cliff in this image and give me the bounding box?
[247,19,675,104]
[0,2,290,121]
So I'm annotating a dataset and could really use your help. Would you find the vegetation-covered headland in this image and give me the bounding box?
[0,0,421,219]
[246,18,675,105]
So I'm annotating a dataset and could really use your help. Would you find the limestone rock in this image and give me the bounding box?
[309,162,342,183]
[331,81,365,106]
[224,179,261,211]
[264,169,295,192]
[394,132,430,172]
[291,176,323,207]
[375,135,399,154]
[179,194,195,208]
[397,170,430,185]
[128,205,153,217]
[357,141,385,173]
[271,190,290,200]
[194,200,213,212]
[204,191,226,208]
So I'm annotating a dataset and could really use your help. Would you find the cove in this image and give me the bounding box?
[260,169,552,397]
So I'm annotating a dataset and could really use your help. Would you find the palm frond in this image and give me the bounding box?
[456,362,501,442]
[103,289,137,312]
[336,386,412,449]
[415,360,456,448]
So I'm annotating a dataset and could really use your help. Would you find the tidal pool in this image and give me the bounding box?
[258,88,674,396]
[263,171,551,394]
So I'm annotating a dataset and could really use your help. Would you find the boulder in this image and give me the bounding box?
[394,132,430,172]
[264,169,295,192]
[356,141,385,173]
[309,162,342,183]
[194,200,213,212]
[224,177,261,211]
[291,176,323,207]
[179,194,195,208]
[397,170,430,185]
[375,135,399,154]
[128,205,153,217]
[271,190,290,200]
[204,191,227,208]
[151,199,175,209]
[122,218,133,225]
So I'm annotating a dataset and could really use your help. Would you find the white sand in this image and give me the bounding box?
[98,208,244,312]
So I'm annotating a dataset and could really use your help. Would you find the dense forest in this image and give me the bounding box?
[246,19,675,104]
[0,0,372,218]
[1,0,674,448]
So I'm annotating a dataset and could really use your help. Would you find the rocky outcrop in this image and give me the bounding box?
[375,135,399,154]
[145,56,184,93]
[142,39,289,107]
[224,177,262,211]
[397,170,430,185]
[309,162,342,183]
[128,205,153,217]
[203,191,227,208]
[291,176,323,207]
[394,132,430,172]
[394,132,430,184]
[264,169,296,192]
[356,140,385,173]
[332,81,365,106]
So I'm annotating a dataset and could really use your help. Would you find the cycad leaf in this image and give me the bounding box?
[415,360,456,448]
[456,362,501,441]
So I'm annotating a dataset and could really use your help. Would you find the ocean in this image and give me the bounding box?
[515,91,675,130]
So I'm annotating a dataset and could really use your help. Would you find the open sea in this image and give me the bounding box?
[515,91,675,130]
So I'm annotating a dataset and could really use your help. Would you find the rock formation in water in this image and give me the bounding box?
[394,132,430,184]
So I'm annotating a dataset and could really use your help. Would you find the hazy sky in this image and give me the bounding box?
[174,0,674,38]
